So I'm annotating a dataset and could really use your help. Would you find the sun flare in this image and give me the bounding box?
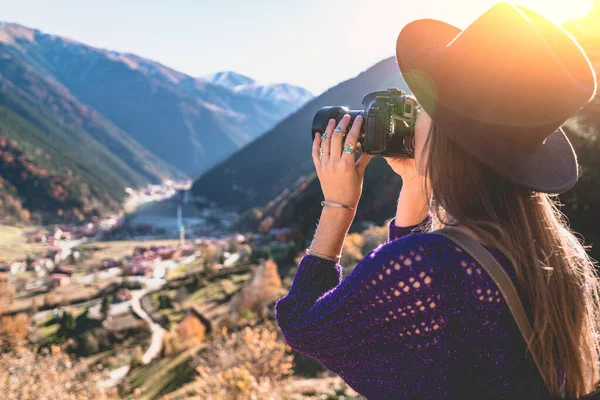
[515,0,594,24]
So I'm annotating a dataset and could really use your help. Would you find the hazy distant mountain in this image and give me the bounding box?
[191,56,409,213]
[205,71,256,88]
[0,23,313,177]
[205,71,313,109]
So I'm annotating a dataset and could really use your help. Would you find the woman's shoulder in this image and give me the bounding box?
[378,230,518,311]
[377,230,463,260]
[383,230,512,268]
[353,232,464,286]
[368,231,515,287]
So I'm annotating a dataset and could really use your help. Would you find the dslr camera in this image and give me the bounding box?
[311,88,420,157]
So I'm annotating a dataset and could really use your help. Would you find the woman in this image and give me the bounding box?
[274,2,600,399]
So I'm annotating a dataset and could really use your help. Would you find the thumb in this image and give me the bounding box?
[356,153,374,177]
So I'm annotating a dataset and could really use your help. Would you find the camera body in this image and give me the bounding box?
[311,88,419,157]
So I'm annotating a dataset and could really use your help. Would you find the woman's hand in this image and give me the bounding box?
[313,114,374,210]
[384,155,429,227]
[383,156,419,182]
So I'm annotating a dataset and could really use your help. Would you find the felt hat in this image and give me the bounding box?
[396,2,597,193]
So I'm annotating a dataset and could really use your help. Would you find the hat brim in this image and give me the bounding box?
[396,19,579,193]
[396,19,461,81]
[451,124,578,193]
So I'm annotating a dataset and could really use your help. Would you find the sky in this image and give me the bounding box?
[0,0,594,95]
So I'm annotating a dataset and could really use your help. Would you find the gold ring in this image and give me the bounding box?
[343,143,356,154]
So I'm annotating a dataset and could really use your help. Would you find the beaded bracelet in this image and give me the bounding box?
[321,201,355,212]
[305,248,341,262]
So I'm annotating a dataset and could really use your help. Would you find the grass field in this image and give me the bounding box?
[123,344,205,399]
[0,225,46,262]
[183,272,251,308]
[165,260,203,280]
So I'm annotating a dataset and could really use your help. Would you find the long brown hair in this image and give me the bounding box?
[423,120,600,397]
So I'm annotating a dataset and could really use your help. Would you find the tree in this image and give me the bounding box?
[0,274,30,353]
[76,332,99,356]
[0,273,12,313]
[56,311,76,341]
[100,294,111,321]
[92,328,110,350]
[264,248,273,260]
[0,314,30,353]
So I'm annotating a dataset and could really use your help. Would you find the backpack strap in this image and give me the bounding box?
[433,227,547,388]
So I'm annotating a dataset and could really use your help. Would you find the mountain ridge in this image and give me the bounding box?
[0,22,313,177]
[190,56,408,211]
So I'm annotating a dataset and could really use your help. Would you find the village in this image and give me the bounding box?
[0,178,322,398]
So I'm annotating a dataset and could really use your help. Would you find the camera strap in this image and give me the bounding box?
[433,227,600,399]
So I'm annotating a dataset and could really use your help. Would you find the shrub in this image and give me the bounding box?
[0,346,113,399]
[0,314,30,353]
[190,321,294,399]
[163,315,206,357]
[76,332,99,356]
[229,259,283,322]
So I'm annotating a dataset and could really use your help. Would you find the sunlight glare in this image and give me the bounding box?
[509,0,593,24]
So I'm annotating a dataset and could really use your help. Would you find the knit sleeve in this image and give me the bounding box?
[274,234,450,371]
[388,214,431,242]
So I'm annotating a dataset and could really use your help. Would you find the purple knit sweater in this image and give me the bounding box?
[274,216,562,399]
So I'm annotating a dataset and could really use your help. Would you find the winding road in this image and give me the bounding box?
[98,278,166,390]
[130,283,165,364]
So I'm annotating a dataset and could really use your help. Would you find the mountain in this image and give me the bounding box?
[190,56,409,212]
[0,134,106,225]
[0,30,189,223]
[205,71,256,88]
[206,71,313,110]
[0,23,313,176]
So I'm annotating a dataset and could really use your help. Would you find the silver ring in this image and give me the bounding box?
[334,126,344,132]
[343,143,356,154]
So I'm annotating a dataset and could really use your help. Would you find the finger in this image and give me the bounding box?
[320,118,336,161]
[330,114,351,163]
[342,114,363,162]
[356,153,375,177]
[312,133,322,168]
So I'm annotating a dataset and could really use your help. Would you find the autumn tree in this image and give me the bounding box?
[0,274,30,353]
[0,273,12,313]
[228,259,285,324]
[163,314,206,357]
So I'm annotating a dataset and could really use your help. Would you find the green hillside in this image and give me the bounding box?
[0,53,186,223]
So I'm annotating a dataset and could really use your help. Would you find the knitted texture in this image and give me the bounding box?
[274,216,560,399]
